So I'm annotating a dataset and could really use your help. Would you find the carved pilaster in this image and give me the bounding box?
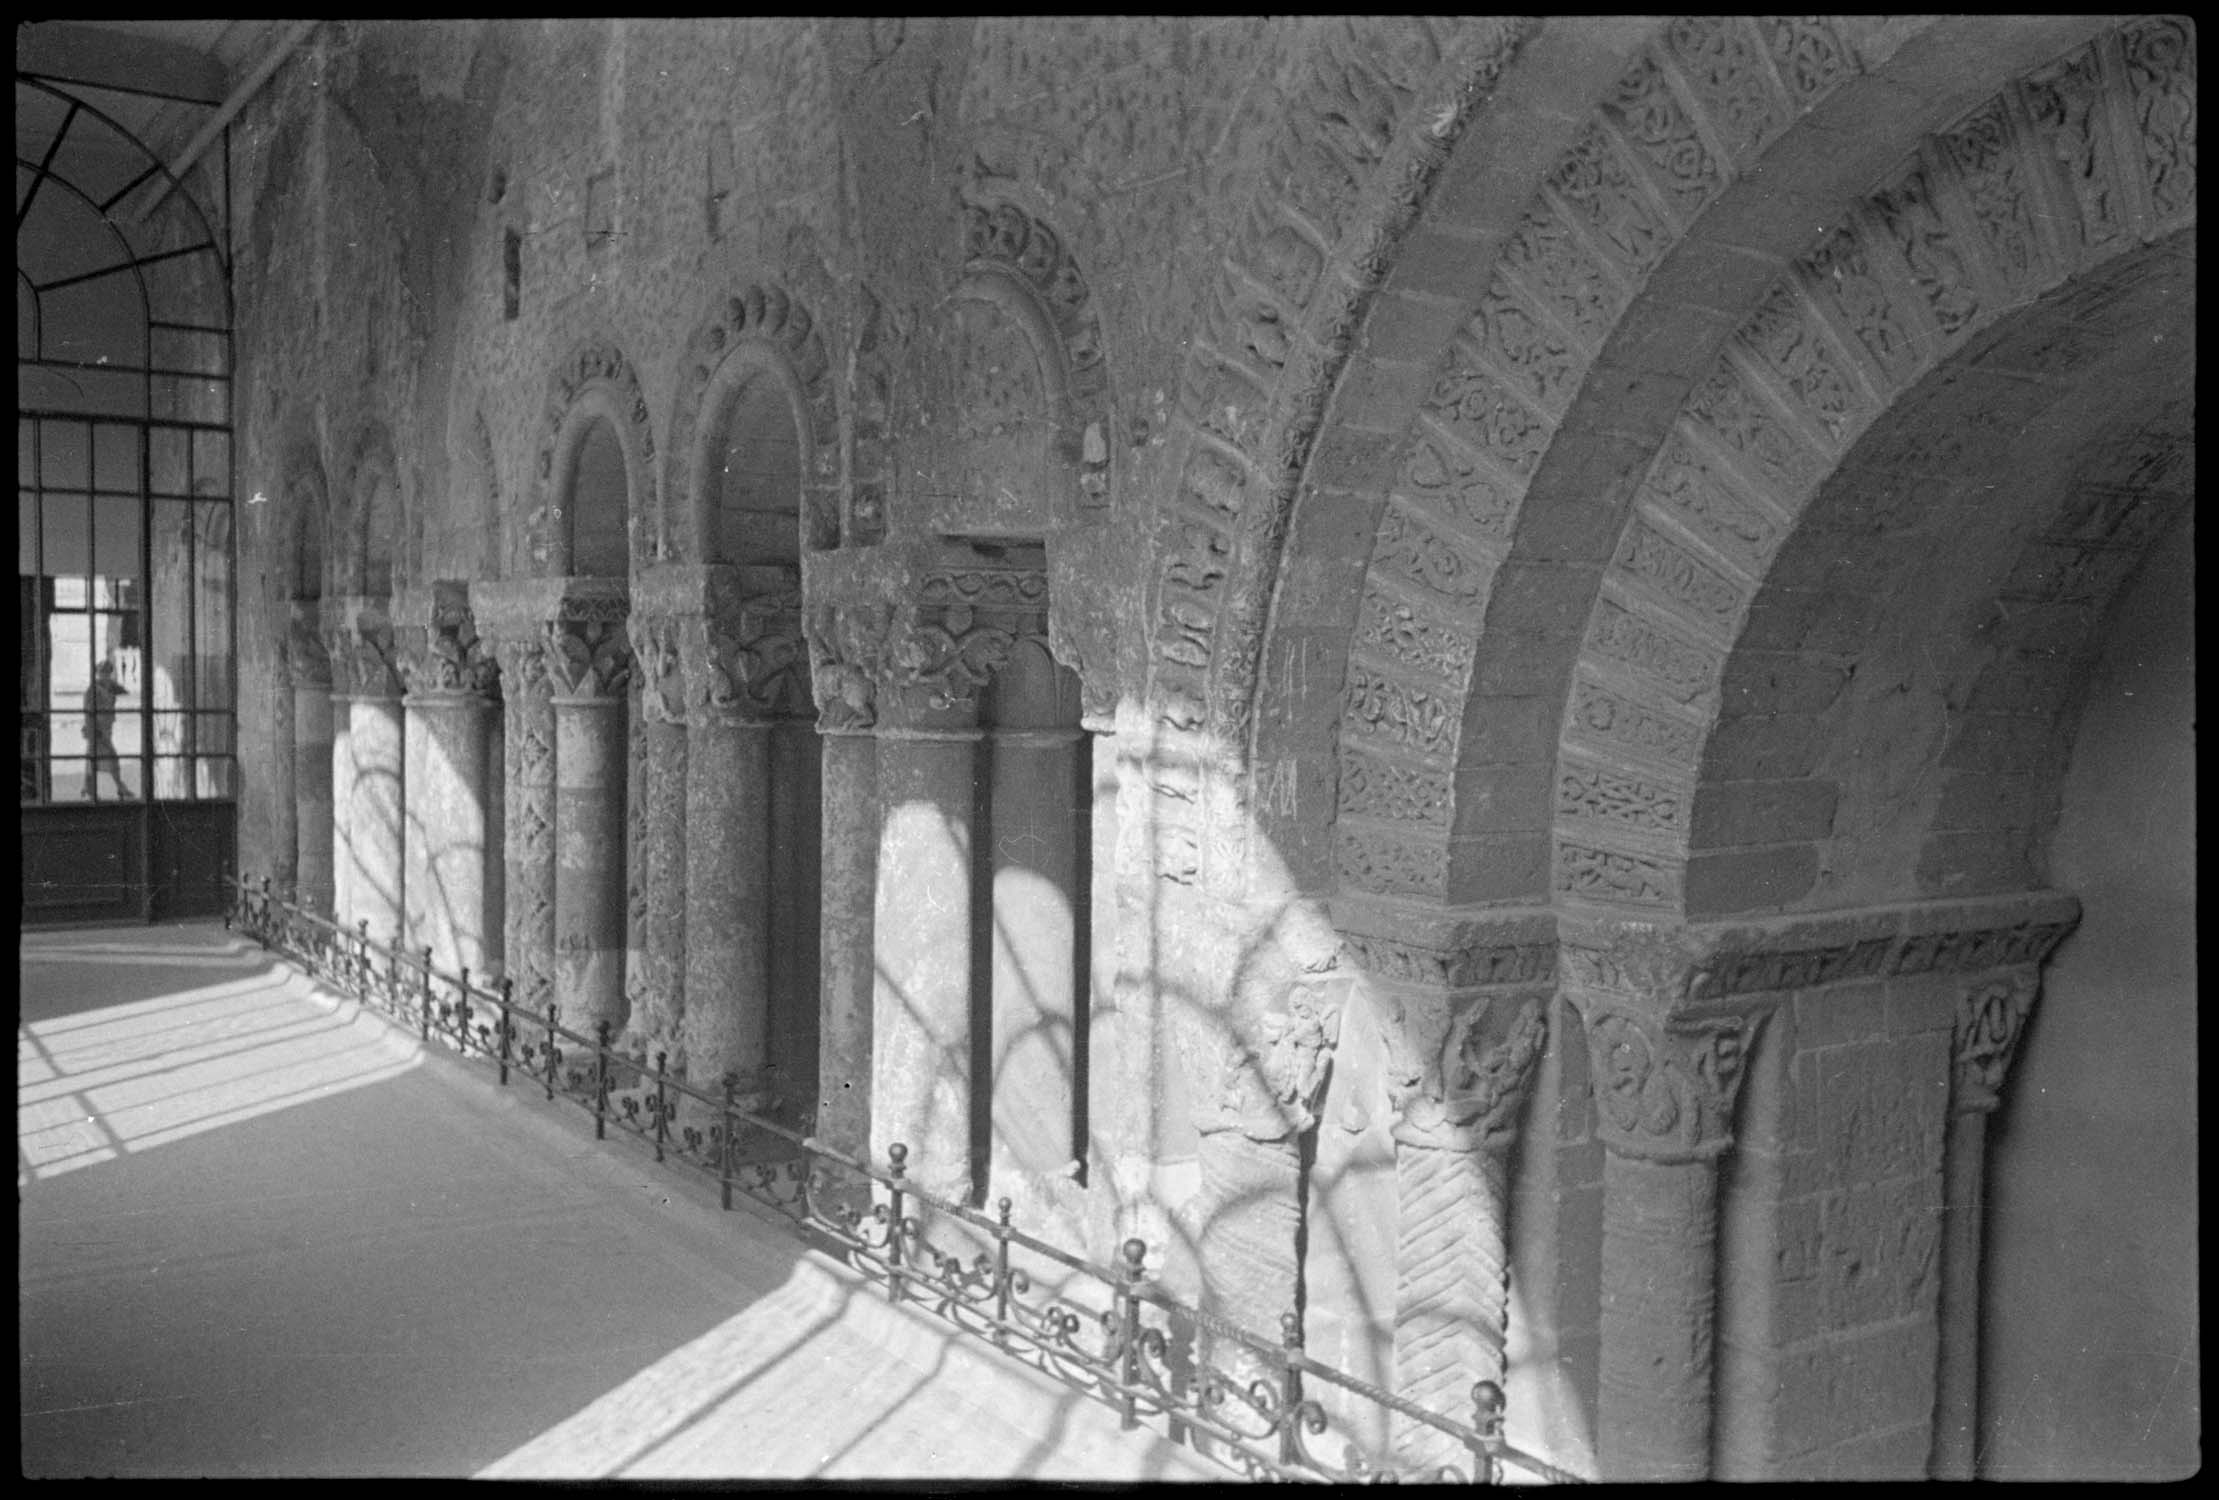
[490,630,556,1014]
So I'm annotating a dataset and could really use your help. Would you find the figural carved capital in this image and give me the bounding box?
[630,614,686,725]
[1581,1004,1764,1164]
[1952,969,2038,1115]
[1200,979,1345,1144]
[678,594,808,724]
[1385,991,1550,1156]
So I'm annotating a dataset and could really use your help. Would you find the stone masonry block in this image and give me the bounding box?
[1773,1318,1940,1455]
[1306,424,1401,494]
[1385,224,1498,304]
[1820,1176,1944,1330]
[1460,695,1555,766]
[1360,289,1463,365]
[1718,652,1855,717]
[1822,1420,1933,1481]
[1963,655,2076,715]
[1704,713,1831,782]
[1915,828,2038,897]
[1938,715,2057,775]
[1447,831,1551,903]
[1487,561,1604,638]
[1692,777,1841,848]
[1930,770,2046,833]
[1452,760,1555,835]
[1274,552,1370,630]
[1814,1035,1947,1186]
[1882,974,1954,1040]
[1328,356,1439,433]
[1685,842,1820,916]
[1792,979,1887,1050]
[1470,632,1571,698]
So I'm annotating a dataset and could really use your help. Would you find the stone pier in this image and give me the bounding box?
[289,603,335,915]
[396,581,503,977]
[544,590,632,1041]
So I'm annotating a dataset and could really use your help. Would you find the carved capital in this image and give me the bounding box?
[324,605,401,699]
[805,600,889,732]
[543,605,632,700]
[1386,991,1549,1155]
[487,631,550,709]
[287,602,331,689]
[396,584,499,700]
[630,614,687,725]
[1582,1005,1764,1163]
[1559,920,1700,1007]
[1200,980,1345,1144]
[1952,969,2037,1114]
[678,594,808,723]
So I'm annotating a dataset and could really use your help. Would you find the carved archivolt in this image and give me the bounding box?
[527,336,658,577]
[958,198,1114,515]
[663,285,840,559]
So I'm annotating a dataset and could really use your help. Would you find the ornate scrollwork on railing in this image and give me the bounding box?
[225,873,1583,1486]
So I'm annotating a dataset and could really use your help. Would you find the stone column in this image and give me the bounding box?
[814,722,878,1157]
[986,681,1085,1206]
[626,613,689,1067]
[1383,990,1550,1473]
[679,611,775,1096]
[489,628,555,1013]
[544,600,631,1040]
[1932,970,2038,1480]
[326,615,357,931]
[871,703,983,1202]
[330,601,404,946]
[396,583,502,976]
[289,605,335,915]
[1565,926,1766,1483]
[1190,980,1342,1369]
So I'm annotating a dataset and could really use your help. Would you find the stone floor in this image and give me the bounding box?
[18,921,1216,1480]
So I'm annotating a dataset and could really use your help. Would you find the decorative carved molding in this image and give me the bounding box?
[803,547,1049,727]
[1952,969,2038,1114]
[528,337,656,575]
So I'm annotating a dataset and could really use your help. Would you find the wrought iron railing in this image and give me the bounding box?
[227,875,1582,1485]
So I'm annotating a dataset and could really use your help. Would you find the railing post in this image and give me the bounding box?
[496,976,514,1087]
[1470,1380,1505,1485]
[419,947,433,1042]
[454,968,473,1058]
[356,919,372,995]
[993,1197,1014,1343]
[594,1020,611,1140]
[652,1050,670,1163]
[720,1072,738,1212]
[1279,1311,1305,1469]
[389,926,405,1014]
[886,1142,909,1306]
[1119,1238,1148,1432]
[543,1002,560,1100]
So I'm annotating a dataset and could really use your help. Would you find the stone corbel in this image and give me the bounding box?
[1951,968,2038,1115]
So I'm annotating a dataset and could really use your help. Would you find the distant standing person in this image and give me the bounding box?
[84,659,127,800]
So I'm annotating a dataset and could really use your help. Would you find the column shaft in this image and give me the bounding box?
[871,730,979,1201]
[1932,1109,1988,1479]
[630,715,688,1063]
[552,694,628,1036]
[348,693,406,945]
[293,678,335,914]
[682,717,772,1091]
[403,692,497,975]
[1598,1150,1722,1480]
[330,695,356,928]
[815,731,878,1156]
[500,650,556,1013]
[988,727,1083,1187]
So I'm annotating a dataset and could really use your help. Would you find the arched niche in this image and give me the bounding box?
[665,285,837,564]
[530,337,657,578]
[340,427,403,599]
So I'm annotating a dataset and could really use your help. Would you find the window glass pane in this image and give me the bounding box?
[18,420,32,486]
[42,276,148,370]
[20,493,39,577]
[94,424,139,493]
[194,756,234,800]
[94,492,142,580]
[151,326,227,377]
[150,427,190,495]
[21,714,47,803]
[51,758,93,803]
[193,714,235,758]
[46,612,91,720]
[53,576,88,610]
[42,492,89,579]
[39,421,87,488]
[191,429,230,491]
[107,706,144,759]
[148,498,192,713]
